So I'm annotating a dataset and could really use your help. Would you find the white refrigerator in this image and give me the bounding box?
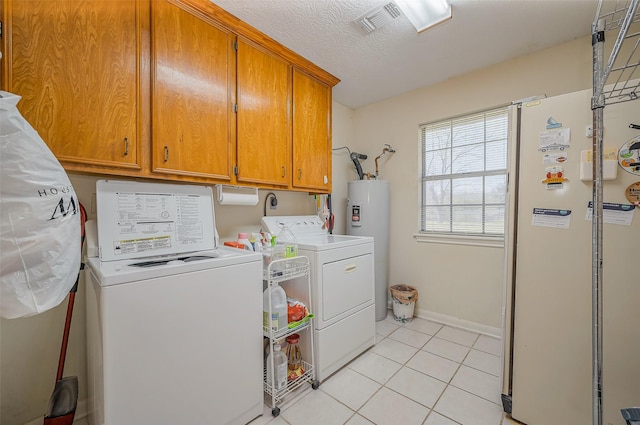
[501,88,640,425]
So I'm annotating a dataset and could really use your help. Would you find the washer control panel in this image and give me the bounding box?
[261,215,328,238]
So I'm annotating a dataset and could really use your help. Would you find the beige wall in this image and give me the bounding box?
[1,35,596,424]
[335,35,594,333]
[330,101,357,235]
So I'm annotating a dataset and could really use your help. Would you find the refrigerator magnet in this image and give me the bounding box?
[546,116,562,129]
[542,166,568,190]
[539,128,570,152]
[543,152,568,165]
[618,136,640,176]
[625,182,640,207]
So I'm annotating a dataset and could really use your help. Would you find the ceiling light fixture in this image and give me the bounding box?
[395,0,452,33]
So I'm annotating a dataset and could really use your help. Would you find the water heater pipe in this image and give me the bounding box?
[375,144,396,177]
[350,152,368,180]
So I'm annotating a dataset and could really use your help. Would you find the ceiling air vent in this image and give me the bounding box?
[354,2,403,33]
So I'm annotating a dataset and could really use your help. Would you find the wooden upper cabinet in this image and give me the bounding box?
[292,69,332,192]
[4,0,141,170]
[3,0,338,189]
[151,0,234,181]
[236,39,290,187]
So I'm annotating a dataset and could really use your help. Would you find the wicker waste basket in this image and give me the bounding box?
[390,284,418,323]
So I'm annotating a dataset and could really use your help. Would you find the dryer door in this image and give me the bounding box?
[321,253,374,323]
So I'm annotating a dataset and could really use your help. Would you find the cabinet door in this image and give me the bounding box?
[292,69,332,192]
[5,0,141,169]
[151,0,234,181]
[236,39,290,187]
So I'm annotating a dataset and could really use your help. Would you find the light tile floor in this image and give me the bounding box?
[250,315,524,425]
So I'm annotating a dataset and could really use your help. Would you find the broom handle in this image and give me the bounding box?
[55,273,79,382]
[55,203,87,382]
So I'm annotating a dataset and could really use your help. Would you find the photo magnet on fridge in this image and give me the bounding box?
[542,166,568,190]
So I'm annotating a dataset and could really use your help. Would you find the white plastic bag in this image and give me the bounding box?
[0,91,80,319]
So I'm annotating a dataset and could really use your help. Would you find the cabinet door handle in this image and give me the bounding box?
[124,137,129,156]
[282,166,286,177]
[298,169,302,180]
[344,264,357,273]
[164,146,169,162]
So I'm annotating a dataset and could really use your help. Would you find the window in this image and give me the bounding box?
[420,107,508,239]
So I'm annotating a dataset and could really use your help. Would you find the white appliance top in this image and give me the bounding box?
[96,180,217,261]
[261,215,373,251]
[86,246,261,287]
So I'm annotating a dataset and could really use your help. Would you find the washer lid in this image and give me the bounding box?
[96,180,217,261]
[86,247,261,286]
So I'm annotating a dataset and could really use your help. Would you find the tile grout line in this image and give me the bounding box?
[355,331,432,425]
[377,321,505,419]
[420,333,478,425]
[388,322,505,424]
[266,319,504,425]
[371,325,466,424]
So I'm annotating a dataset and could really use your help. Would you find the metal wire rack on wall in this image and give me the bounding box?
[591,1,639,425]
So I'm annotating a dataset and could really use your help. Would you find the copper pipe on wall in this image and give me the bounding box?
[374,144,396,177]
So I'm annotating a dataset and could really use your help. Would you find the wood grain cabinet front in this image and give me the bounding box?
[2,0,338,191]
[235,38,290,188]
[150,0,234,182]
[4,0,143,171]
[292,69,332,192]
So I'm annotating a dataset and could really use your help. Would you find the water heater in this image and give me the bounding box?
[346,180,389,321]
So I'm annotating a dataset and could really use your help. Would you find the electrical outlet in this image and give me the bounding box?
[586,125,593,137]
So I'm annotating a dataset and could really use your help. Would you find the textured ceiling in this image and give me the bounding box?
[211,0,601,109]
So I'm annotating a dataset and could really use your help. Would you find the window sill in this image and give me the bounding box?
[413,233,504,248]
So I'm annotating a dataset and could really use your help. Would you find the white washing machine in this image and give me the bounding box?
[86,180,263,425]
[261,215,375,382]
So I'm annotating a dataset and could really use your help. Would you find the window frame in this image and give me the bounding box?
[416,106,509,246]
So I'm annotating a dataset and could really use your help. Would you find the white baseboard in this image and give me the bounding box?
[386,294,501,338]
[25,398,87,425]
[387,305,502,339]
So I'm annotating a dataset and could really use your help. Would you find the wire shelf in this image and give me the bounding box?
[263,360,315,404]
[262,316,312,340]
[263,256,309,282]
[591,3,640,424]
[596,0,640,31]
[593,0,640,106]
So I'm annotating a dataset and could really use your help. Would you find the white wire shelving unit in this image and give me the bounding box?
[262,256,318,417]
[592,0,640,107]
[590,2,639,425]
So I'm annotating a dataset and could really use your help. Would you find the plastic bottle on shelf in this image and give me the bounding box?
[237,232,253,251]
[266,342,288,391]
[286,333,304,381]
[277,225,298,258]
[263,282,288,332]
[250,233,262,252]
